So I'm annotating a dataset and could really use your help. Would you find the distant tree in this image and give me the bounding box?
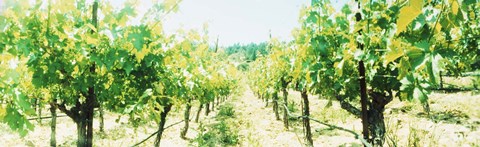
[224,42,269,62]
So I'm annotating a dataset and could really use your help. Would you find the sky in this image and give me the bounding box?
[162,0,348,46]
[161,0,309,46]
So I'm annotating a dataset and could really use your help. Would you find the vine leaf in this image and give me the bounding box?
[451,0,459,15]
[413,87,427,103]
[406,41,429,70]
[124,61,134,75]
[128,25,150,51]
[384,40,404,65]
[396,0,423,35]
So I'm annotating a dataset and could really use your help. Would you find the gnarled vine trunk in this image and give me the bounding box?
[43,0,98,147]
[281,79,290,129]
[99,104,104,132]
[301,91,313,146]
[76,120,87,147]
[264,95,269,107]
[368,91,392,146]
[205,103,210,116]
[37,98,42,124]
[282,88,289,129]
[272,92,280,120]
[83,1,98,146]
[50,103,56,147]
[180,99,192,139]
[195,103,203,123]
[154,104,173,147]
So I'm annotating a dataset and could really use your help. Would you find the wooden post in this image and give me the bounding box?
[355,0,370,144]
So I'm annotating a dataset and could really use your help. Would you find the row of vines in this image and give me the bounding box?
[0,0,241,146]
[249,0,478,146]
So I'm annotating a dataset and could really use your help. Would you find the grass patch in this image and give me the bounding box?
[286,100,300,121]
[385,118,401,147]
[217,104,235,119]
[317,107,352,123]
[417,109,470,124]
[193,120,239,146]
[287,100,298,113]
[442,77,476,89]
[192,103,239,146]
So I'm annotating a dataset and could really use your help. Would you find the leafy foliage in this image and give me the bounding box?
[247,0,478,144]
[0,0,240,144]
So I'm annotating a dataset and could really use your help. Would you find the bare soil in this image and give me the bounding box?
[1,87,479,146]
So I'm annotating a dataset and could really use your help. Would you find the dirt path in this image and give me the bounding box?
[230,87,304,146]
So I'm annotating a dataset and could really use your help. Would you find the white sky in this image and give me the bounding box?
[162,0,308,46]
[164,0,348,46]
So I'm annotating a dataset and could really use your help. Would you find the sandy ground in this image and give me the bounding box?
[232,87,304,147]
[223,88,479,147]
[0,104,210,146]
[1,87,479,146]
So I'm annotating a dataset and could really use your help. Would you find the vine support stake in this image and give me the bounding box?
[355,0,370,144]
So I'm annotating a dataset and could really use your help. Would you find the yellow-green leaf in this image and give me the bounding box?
[135,47,149,63]
[334,60,345,76]
[451,0,459,15]
[85,24,97,33]
[435,22,442,32]
[396,0,424,35]
[384,40,405,65]
[0,105,5,118]
[181,41,191,51]
[85,35,98,45]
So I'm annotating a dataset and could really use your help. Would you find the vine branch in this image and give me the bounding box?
[131,119,187,146]
[282,104,372,147]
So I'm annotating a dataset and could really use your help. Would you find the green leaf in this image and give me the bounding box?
[105,50,116,70]
[306,11,319,24]
[15,93,33,114]
[31,69,45,87]
[312,36,328,56]
[7,46,18,56]
[397,57,410,80]
[413,87,427,103]
[400,74,414,90]
[406,47,426,70]
[124,61,134,75]
[311,0,320,6]
[426,58,437,86]
[128,25,151,51]
[377,17,389,29]
[4,105,33,137]
[17,38,32,56]
[414,41,430,52]
[463,0,476,5]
